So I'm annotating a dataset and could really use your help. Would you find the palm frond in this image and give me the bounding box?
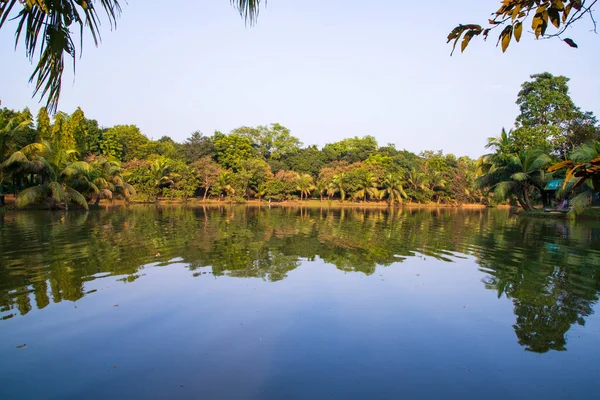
[62,161,91,178]
[16,186,46,208]
[529,154,551,172]
[20,142,49,157]
[65,186,89,210]
[568,191,593,216]
[4,1,122,112]
[571,141,600,163]
[1,151,28,169]
[231,0,263,25]
[510,172,529,182]
[493,181,517,201]
[48,181,66,202]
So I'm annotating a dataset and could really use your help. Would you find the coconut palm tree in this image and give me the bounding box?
[0,110,33,164]
[486,128,514,155]
[380,173,407,205]
[353,172,378,202]
[329,173,347,202]
[493,149,551,211]
[2,142,91,210]
[211,172,235,200]
[150,159,175,193]
[315,180,327,201]
[548,141,600,215]
[406,167,430,202]
[85,157,135,205]
[428,170,447,204]
[296,174,315,201]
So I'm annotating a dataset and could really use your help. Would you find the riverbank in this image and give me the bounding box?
[520,207,600,220]
[0,194,499,210]
[147,198,496,209]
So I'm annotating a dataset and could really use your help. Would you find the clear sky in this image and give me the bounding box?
[1,0,598,157]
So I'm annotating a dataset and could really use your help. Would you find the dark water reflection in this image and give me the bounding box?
[2,206,600,399]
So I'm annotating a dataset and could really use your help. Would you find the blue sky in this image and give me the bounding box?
[1,0,599,157]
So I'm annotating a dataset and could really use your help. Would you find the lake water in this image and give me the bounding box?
[1,206,600,399]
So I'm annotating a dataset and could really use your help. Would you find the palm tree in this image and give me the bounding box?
[86,157,135,205]
[493,149,551,211]
[315,180,327,201]
[0,111,33,164]
[296,174,315,201]
[329,173,347,202]
[150,159,174,196]
[2,142,91,210]
[548,141,600,215]
[211,172,235,200]
[353,172,378,202]
[428,170,447,204]
[406,167,429,202]
[380,173,407,205]
[486,128,514,155]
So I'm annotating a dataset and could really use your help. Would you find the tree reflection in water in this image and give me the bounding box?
[1,206,600,353]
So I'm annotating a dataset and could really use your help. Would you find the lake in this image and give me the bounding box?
[1,206,600,399]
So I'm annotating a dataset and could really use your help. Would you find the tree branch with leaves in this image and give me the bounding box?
[448,0,598,55]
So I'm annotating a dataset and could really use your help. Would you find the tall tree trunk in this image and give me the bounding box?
[203,185,209,201]
[523,186,533,211]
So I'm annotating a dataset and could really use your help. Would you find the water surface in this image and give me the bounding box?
[1,206,600,399]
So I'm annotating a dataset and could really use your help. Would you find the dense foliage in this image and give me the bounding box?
[1,72,599,210]
[0,108,488,207]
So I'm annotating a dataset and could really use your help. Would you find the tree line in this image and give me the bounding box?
[1,72,599,210]
[0,109,486,208]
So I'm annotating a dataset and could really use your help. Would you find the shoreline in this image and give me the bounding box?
[0,194,506,210]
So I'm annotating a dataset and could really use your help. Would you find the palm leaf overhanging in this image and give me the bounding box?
[0,1,122,112]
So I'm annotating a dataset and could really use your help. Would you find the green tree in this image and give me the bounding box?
[83,156,135,205]
[50,112,76,152]
[2,142,91,210]
[352,171,379,202]
[381,173,407,205]
[492,149,552,211]
[107,125,150,162]
[36,107,51,141]
[192,157,223,201]
[322,136,378,164]
[329,173,348,202]
[0,108,33,164]
[406,167,430,203]
[233,123,302,160]
[315,180,328,201]
[182,131,215,164]
[284,145,325,177]
[296,174,315,201]
[214,133,254,169]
